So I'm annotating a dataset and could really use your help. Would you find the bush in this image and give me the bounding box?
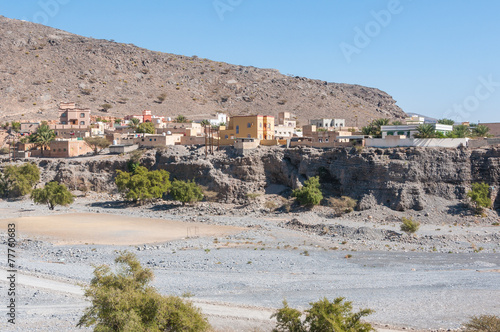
[31,181,74,210]
[400,217,420,235]
[272,297,374,332]
[467,182,492,214]
[115,166,171,203]
[0,163,40,198]
[464,315,500,332]
[0,146,9,155]
[170,180,204,205]
[326,196,357,216]
[292,176,323,207]
[127,149,143,172]
[77,251,210,331]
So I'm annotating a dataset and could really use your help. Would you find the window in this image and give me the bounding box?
[247,134,251,138]
[154,139,156,141]
[259,123,262,128]
[247,123,251,128]
[268,124,271,129]
[61,113,67,117]
[80,121,85,125]
[80,113,85,118]
[236,125,239,134]
[150,139,152,141]
[63,148,67,151]
[259,134,262,139]
[325,138,329,142]
[225,135,228,139]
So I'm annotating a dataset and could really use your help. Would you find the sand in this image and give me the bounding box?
[0,213,244,245]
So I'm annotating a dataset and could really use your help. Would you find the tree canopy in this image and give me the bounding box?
[136,122,155,134]
[29,124,56,156]
[272,297,374,332]
[84,136,110,155]
[31,181,74,210]
[0,162,40,198]
[77,251,210,331]
[170,179,204,205]
[115,166,171,203]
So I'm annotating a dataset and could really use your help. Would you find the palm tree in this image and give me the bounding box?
[438,118,455,125]
[128,118,140,130]
[200,119,210,126]
[414,124,436,138]
[391,120,403,125]
[372,118,390,128]
[472,125,491,138]
[30,124,55,156]
[451,124,471,138]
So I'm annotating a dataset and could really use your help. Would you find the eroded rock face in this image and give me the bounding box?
[5,146,500,211]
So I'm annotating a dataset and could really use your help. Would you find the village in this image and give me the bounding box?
[1,101,500,159]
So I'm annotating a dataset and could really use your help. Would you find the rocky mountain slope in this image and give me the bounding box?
[7,145,500,213]
[0,15,405,125]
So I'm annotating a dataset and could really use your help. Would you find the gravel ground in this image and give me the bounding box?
[0,194,499,331]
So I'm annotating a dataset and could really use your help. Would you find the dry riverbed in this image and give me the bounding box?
[0,194,499,331]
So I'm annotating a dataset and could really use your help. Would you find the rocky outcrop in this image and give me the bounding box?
[4,145,500,211]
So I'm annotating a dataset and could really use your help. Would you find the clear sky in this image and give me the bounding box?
[2,0,499,122]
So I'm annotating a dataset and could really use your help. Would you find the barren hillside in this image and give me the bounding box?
[0,15,406,125]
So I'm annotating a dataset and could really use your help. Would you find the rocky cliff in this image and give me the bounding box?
[7,145,500,212]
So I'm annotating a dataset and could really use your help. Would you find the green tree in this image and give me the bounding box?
[272,297,374,332]
[175,115,187,123]
[128,118,141,130]
[136,122,155,134]
[414,124,437,138]
[0,162,40,198]
[11,121,21,133]
[438,118,455,125]
[467,182,492,214]
[170,180,204,205]
[31,181,74,210]
[83,137,110,155]
[292,176,323,207]
[391,120,403,125]
[200,119,210,126]
[115,166,171,203]
[77,251,210,332]
[29,124,55,156]
[472,125,491,138]
[114,118,122,125]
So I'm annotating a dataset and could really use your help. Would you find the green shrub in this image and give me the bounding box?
[292,176,323,207]
[467,182,492,214]
[272,297,374,332]
[31,181,74,210]
[115,166,171,203]
[464,315,500,332]
[127,149,143,172]
[400,217,420,235]
[0,147,9,155]
[0,163,40,198]
[77,251,210,331]
[170,180,204,205]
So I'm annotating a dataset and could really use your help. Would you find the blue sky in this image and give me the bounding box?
[3,0,499,122]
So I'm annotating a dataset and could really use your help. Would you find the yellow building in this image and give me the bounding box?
[219,115,275,144]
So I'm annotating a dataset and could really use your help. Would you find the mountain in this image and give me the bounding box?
[0,16,406,126]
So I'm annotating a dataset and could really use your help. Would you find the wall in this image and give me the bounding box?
[468,138,500,149]
[366,137,468,148]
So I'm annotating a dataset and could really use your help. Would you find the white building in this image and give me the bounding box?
[381,123,453,138]
[310,118,345,129]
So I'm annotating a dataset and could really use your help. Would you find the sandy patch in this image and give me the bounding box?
[1,213,244,245]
